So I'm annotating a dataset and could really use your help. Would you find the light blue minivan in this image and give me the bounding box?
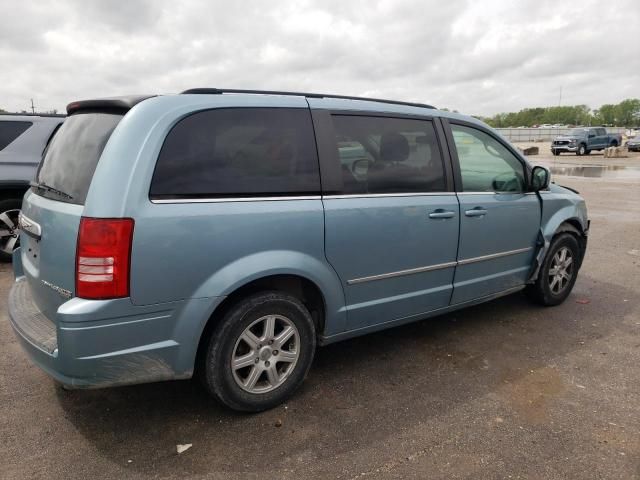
[8,89,588,411]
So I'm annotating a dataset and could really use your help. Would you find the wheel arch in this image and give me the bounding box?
[193,273,331,376]
[530,214,588,283]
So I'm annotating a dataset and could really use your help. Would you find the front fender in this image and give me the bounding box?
[192,250,347,336]
[528,191,588,282]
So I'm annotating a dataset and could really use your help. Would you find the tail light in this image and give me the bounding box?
[76,217,134,299]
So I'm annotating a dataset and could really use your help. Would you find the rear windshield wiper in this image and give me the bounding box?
[29,181,73,200]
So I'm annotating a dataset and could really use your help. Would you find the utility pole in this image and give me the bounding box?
[30,98,35,114]
[557,86,562,124]
[558,86,562,107]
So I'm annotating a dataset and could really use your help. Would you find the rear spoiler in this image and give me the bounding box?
[66,95,156,115]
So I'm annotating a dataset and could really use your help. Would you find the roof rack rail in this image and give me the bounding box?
[0,112,65,118]
[181,88,435,110]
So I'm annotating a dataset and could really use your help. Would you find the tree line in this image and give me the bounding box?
[479,98,640,128]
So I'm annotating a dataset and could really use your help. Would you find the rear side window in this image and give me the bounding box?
[331,115,445,194]
[36,113,122,204]
[150,108,320,199]
[0,121,32,150]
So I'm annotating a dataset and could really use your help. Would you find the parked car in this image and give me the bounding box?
[0,114,64,261]
[627,135,640,152]
[551,127,621,156]
[8,89,589,412]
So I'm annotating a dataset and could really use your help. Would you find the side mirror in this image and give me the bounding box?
[531,166,550,191]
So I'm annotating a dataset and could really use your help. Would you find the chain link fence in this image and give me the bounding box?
[496,127,627,142]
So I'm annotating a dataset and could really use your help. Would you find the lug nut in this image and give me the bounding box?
[273,350,279,355]
[269,340,274,345]
[254,358,259,363]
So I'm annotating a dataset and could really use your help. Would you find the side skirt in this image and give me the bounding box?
[318,285,525,346]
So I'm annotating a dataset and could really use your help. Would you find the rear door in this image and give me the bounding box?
[19,112,123,319]
[314,109,460,331]
[597,128,609,148]
[444,120,540,305]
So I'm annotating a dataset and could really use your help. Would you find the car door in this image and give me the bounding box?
[444,120,541,305]
[597,128,609,148]
[588,129,600,149]
[312,108,460,331]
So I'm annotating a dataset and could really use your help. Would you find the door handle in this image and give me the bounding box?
[464,207,488,217]
[428,209,455,219]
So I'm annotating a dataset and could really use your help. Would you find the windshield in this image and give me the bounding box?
[35,113,122,204]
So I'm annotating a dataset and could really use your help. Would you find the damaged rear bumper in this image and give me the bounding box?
[8,275,219,389]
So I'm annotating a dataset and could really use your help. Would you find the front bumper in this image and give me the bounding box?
[551,144,578,152]
[7,274,214,389]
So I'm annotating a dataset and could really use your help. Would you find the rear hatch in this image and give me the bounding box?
[20,112,123,320]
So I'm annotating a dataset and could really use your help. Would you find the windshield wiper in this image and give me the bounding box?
[29,181,73,200]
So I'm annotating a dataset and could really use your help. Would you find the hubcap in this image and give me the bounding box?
[548,246,574,295]
[0,209,21,255]
[231,314,300,394]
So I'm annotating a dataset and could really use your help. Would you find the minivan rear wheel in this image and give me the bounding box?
[202,291,316,412]
[0,199,23,262]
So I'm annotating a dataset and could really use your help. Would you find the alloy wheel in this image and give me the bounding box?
[548,246,574,295]
[0,209,21,255]
[231,314,300,394]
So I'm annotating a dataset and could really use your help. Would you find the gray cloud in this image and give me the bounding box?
[1,0,638,115]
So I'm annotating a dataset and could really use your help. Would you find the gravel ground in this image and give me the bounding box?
[1,172,639,479]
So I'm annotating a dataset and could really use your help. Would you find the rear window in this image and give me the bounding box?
[150,108,320,199]
[35,113,122,204]
[0,121,32,150]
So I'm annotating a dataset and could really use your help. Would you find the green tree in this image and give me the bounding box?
[615,99,640,127]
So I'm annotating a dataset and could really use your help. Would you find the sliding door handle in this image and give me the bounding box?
[428,209,455,219]
[464,207,488,217]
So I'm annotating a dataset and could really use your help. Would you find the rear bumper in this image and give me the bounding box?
[8,274,221,389]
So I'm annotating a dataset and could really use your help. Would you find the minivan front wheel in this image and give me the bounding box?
[202,291,316,412]
[526,233,580,306]
[0,199,23,262]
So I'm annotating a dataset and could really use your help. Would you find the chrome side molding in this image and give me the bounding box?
[347,247,533,285]
[347,261,458,285]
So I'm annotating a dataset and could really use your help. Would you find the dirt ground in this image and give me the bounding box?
[1,163,639,479]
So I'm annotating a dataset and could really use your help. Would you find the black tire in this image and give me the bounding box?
[0,198,23,263]
[202,291,316,412]
[576,144,586,156]
[526,233,580,306]
[610,140,618,147]
[552,150,559,156]
[584,149,590,155]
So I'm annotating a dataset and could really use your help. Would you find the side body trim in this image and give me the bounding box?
[346,247,533,284]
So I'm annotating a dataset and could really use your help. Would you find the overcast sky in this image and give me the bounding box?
[1,0,638,115]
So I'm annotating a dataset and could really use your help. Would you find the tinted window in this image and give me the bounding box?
[150,108,320,198]
[0,121,32,150]
[451,124,525,193]
[331,115,445,194]
[36,113,122,204]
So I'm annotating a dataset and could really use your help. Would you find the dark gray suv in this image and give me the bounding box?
[0,114,64,261]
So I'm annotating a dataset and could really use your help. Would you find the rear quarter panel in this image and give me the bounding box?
[81,95,347,336]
